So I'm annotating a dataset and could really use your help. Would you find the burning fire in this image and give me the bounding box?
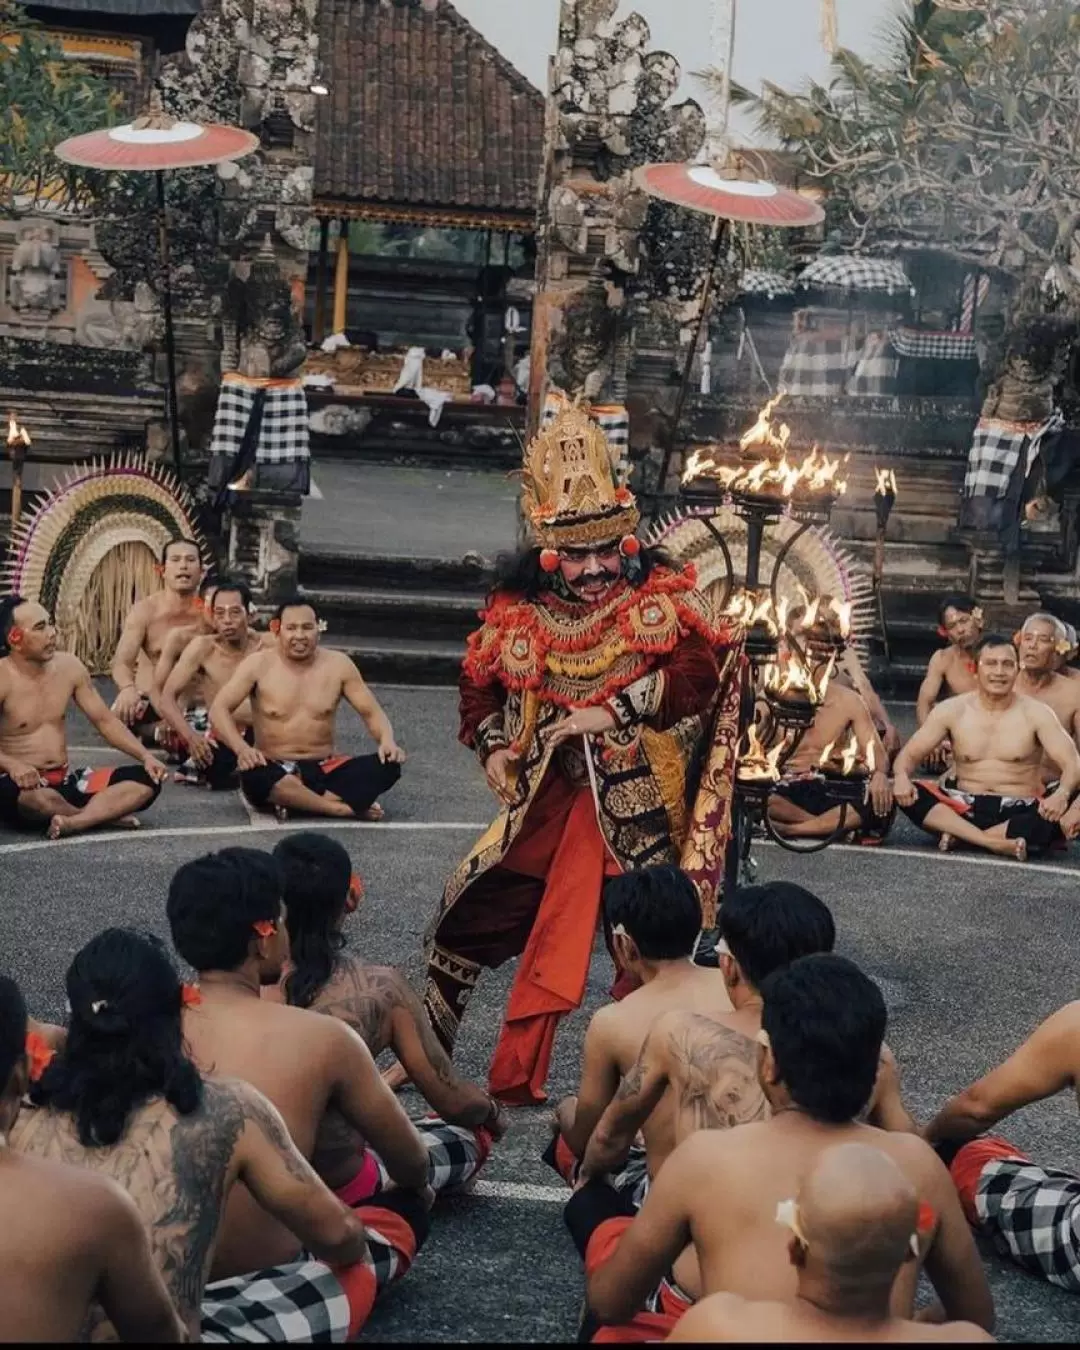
[738,722,790,782]
[738,394,791,455]
[818,729,868,776]
[6,414,30,449]
[683,395,849,500]
[762,648,834,705]
[875,467,898,496]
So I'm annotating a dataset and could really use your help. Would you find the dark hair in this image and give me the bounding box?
[273,832,352,1009]
[272,595,317,623]
[0,975,28,1094]
[160,536,201,565]
[760,955,886,1124]
[32,929,202,1147]
[937,595,976,625]
[198,573,220,597]
[975,632,1018,660]
[0,594,26,656]
[493,545,671,603]
[603,865,702,961]
[211,577,253,610]
[719,882,835,989]
[167,848,282,973]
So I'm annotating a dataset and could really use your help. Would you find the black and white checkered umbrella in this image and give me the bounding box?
[740,269,794,297]
[798,255,914,296]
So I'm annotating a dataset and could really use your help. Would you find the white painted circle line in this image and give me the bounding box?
[757,839,1080,880]
[0,819,487,857]
[469,1180,568,1204]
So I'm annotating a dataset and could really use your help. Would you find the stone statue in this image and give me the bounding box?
[8,223,65,317]
[223,236,307,379]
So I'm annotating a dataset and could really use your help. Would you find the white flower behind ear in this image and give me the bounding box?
[775,1198,798,1233]
[317,619,328,634]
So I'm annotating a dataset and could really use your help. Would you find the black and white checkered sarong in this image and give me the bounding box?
[888,327,978,361]
[209,375,310,466]
[847,331,900,397]
[975,1156,1080,1292]
[367,1116,489,1193]
[200,1200,422,1342]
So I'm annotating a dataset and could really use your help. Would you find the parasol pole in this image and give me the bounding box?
[155,169,182,473]
[656,220,728,500]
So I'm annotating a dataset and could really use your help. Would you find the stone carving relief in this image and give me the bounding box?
[222,236,307,378]
[532,1,707,411]
[7,223,66,319]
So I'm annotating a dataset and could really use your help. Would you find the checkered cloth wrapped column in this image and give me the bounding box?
[975,1156,1080,1292]
[963,414,1063,500]
[779,333,858,396]
[847,331,900,397]
[209,374,311,467]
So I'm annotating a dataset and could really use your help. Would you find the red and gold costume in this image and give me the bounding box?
[422,406,742,1104]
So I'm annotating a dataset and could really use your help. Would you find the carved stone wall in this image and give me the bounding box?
[528,0,706,431]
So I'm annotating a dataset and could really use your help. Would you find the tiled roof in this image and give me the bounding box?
[315,0,544,221]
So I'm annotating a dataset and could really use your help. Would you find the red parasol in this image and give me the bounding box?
[54,117,258,174]
[634,162,824,228]
[54,104,259,470]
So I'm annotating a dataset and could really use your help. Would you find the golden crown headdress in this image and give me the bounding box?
[520,405,639,551]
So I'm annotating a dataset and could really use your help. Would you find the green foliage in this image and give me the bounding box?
[709,1,1080,291]
[0,0,120,214]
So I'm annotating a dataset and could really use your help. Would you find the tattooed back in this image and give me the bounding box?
[11,1078,251,1340]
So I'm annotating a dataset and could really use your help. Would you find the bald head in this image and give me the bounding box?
[799,1144,918,1292]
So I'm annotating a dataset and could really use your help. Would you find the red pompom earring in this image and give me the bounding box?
[619,535,640,558]
[539,548,560,574]
[6,627,22,647]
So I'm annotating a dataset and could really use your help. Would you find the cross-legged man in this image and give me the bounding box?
[0,596,166,838]
[924,998,1080,1294]
[166,846,434,1286]
[211,597,404,821]
[916,597,985,771]
[0,972,185,1342]
[669,1144,993,1344]
[157,578,267,790]
[894,633,1080,859]
[110,536,205,744]
[575,955,994,1342]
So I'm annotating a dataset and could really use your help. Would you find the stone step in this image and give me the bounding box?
[330,633,464,686]
[301,583,484,641]
[299,548,496,593]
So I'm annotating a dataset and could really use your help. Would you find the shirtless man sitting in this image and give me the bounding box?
[767,609,893,843]
[923,999,1080,1293]
[0,973,184,1343]
[916,597,984,772]
[211,597,404,822]
[166,847,433,1283]
[271,831,506,1202]
[670,1144,993,1344]
[0,596,167,838]
[577,954,995,1341]
[894,633,1080,860]
[157,578,267,790]
[13,927,408,1342]
[569,880,836,1199]
[111,537,205,744]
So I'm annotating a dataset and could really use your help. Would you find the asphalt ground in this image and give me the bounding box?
[1,686,1079,1342]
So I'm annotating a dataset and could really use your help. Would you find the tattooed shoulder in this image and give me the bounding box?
[666,1014,766,1134]
[313,957,404,1054]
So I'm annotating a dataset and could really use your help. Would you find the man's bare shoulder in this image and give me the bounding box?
[237,647,276,678]
[181,633,217,664]
[50,651,89,686]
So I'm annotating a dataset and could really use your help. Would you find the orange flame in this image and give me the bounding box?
[6,414,30,448]
[866,740,877,774]
[738,723,790,782]
[828,598,853,637]
[839,730,860,776]
[818,738,836,767]
[738,394,791,454]
[682,398,848,499]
